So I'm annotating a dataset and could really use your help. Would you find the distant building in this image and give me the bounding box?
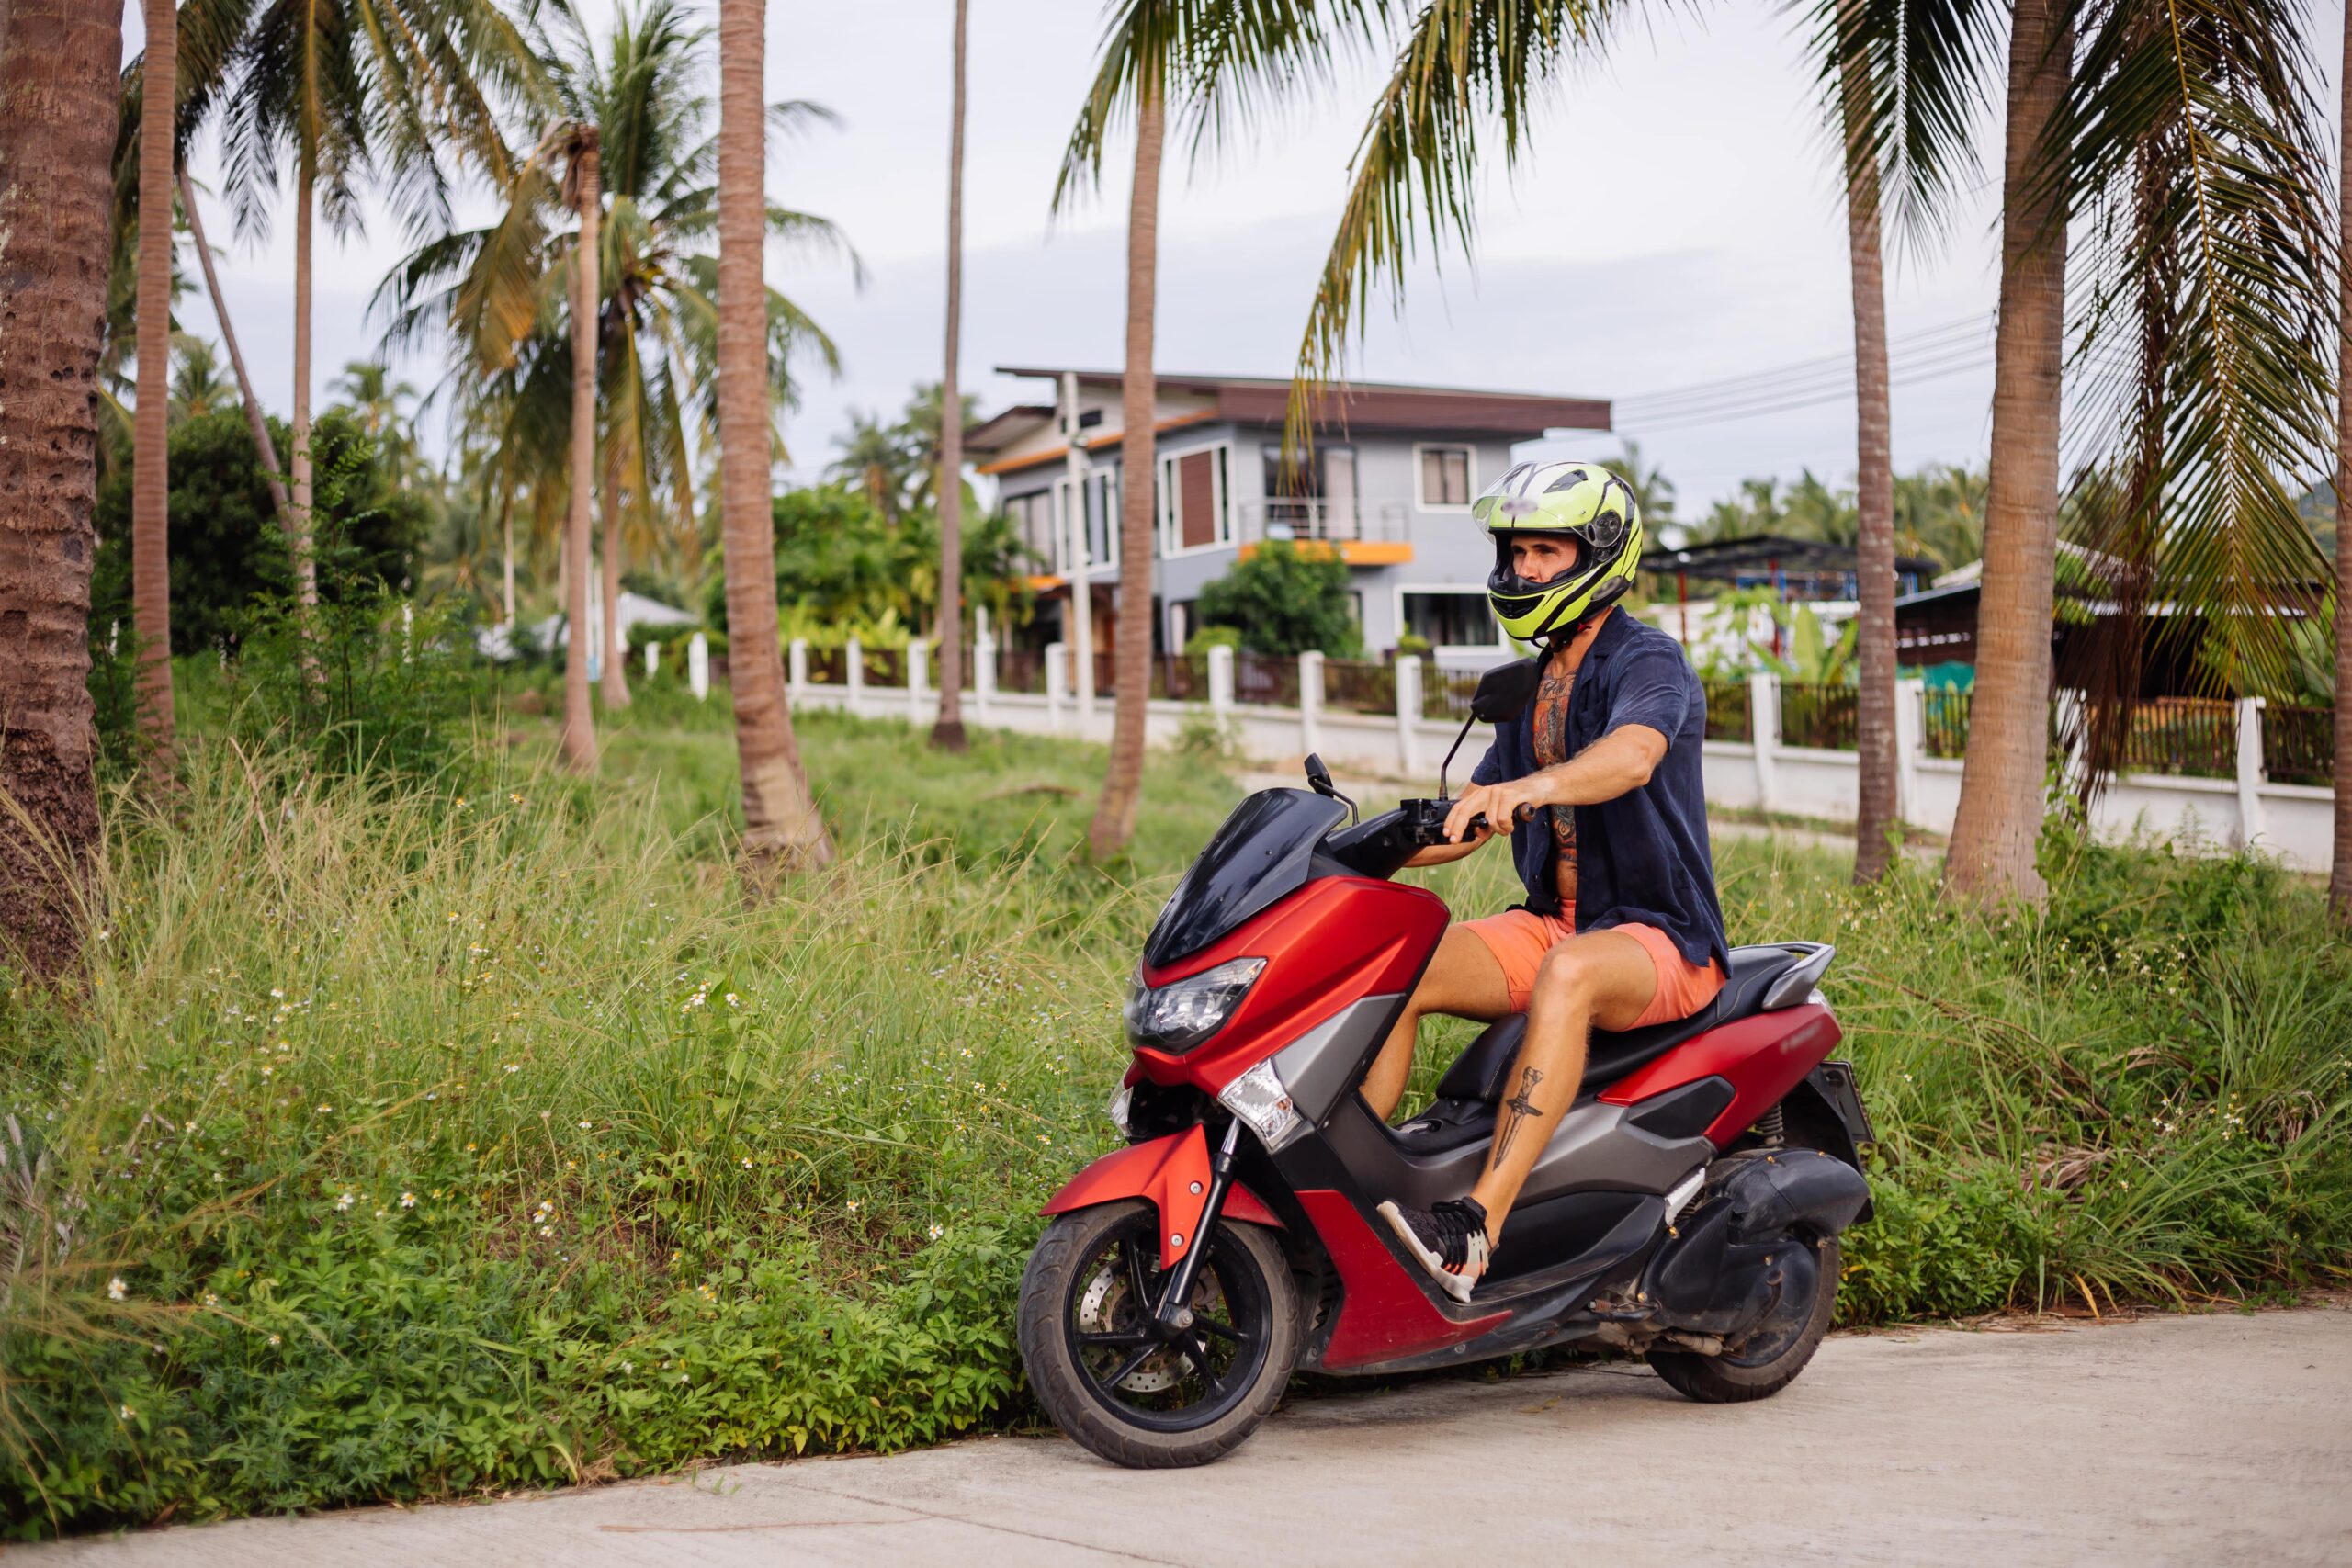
[964,367,1610,661]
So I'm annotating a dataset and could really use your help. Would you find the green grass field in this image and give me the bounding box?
[5,689,2347,1534]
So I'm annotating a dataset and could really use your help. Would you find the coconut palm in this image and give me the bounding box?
[170,337,235,423]
[933,0,974,751]
[2336,7,2351,924]
[329,357,424,487]
[212,0,543,614]
[379,0,851,713]
[718,0,833,876]
[131,0,181,773]
[1284,0,2334,907]
[0,0,122,976]
[1059,0,1377,859]
[177,169,290,519]
[559,124,601,766]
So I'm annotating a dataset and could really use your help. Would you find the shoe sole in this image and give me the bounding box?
[1375,1200,1483,1305]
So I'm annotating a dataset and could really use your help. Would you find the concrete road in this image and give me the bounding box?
[23,1307,2350,1568]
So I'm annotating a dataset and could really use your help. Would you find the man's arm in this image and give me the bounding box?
[1440,725,1669,846]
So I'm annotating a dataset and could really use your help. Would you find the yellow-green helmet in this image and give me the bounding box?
[1473,460,1644,644]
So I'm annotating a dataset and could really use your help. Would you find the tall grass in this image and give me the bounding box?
[3,707,2346,1533]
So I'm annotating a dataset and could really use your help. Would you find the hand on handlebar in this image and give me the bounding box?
[1442,780,1549,846]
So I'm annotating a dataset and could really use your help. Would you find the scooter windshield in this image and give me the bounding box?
[1143,788,1348,969]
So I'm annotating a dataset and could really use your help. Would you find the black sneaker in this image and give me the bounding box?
[1376,1197,1490,1303]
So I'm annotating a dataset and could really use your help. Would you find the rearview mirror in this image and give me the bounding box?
[1470,657,1543,725]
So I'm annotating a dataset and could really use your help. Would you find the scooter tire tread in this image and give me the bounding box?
[1647,1235,1840,1404]
[1019,1200,1301,1469]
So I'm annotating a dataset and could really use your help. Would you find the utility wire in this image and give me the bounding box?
[1614,311,1996,428]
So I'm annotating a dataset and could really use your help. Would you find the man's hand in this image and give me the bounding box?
[1442,776,1559,846]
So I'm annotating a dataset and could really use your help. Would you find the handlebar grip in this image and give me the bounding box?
[1458,803,1538,840]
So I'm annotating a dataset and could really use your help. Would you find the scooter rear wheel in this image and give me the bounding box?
[1647,1235,1840,1404]
[1019,1199,1300,1468]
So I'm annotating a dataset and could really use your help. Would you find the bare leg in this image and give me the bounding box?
[1360,925,1513,1121]
[1470,931,1657,1242]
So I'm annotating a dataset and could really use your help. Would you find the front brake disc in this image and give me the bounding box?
[1079,1260,1180,1393]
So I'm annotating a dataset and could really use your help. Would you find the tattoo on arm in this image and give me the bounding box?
[1495,1066,1546,1165]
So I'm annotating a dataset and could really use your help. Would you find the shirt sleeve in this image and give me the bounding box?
[1469,738,1505,785]
[1603,647,1696,741]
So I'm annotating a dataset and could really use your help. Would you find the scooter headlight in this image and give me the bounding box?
[1124,958,1265,1053]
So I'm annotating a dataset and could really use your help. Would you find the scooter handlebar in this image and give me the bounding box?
[1399,798,1538,847]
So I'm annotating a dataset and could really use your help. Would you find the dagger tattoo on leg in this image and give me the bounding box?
[1495,1066,1545,1165]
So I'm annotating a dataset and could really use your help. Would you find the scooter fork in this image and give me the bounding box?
[1153,1121,1244,1330]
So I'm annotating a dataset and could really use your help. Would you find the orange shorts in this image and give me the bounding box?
[1460,908,1724,1028]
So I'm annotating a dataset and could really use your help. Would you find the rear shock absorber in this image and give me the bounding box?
[1752,1103,1786,1148]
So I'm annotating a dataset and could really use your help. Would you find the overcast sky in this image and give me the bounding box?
[128,1,2343,515]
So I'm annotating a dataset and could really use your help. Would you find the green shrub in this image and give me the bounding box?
[1195,542,1363,657]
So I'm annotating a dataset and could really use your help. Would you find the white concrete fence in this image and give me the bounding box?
[737,635,2335,874]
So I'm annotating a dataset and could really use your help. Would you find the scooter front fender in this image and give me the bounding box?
[1041,1126,1283,1271]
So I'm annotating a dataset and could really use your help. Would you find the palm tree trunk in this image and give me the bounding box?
[132,0,178,773]
[178,168,290,520]
[559,130,600,771]
[929,0,972,752]
[0,0,119,977]
[500,487,516,625]
[600,443,630,709]
[1086,87,1166,861]
[1943,0,2071,906]
[289,152,317,609]
[2332,0,2352,923]
[717,0,831,877]
[1839,2,1894,882]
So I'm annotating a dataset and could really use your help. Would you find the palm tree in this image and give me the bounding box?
[718,0,832,876]
[831,410,915,522]
[1060,0,1371,859]
[558,123,600,769]
[1286,0,2333,908]
[1611,438,1675,532]
[177,169,290,519]
[131,0,179,774]
[215,0,542,613]
[379,0,851,691]
[0,0,122,976]
[170,336,234,423]
[2336,5,2352,924]
[329,356,422,485]
[932,0,973,751]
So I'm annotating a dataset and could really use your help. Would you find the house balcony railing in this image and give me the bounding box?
[1236,500,1409,546]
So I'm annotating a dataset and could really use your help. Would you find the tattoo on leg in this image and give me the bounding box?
[1495,1067,1545,1165]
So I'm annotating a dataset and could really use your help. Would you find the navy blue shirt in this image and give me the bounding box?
[1470,610,1730,974]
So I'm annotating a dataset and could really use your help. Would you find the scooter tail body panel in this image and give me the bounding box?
[1600,1002,1844,1145]
[1040,1126,1282,1271]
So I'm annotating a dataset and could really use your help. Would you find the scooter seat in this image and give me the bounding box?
[1430,942,1826,1105]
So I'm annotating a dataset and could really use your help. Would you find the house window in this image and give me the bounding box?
[1260,444,1355,537]
[1400,589,1500,649]
[1159,444,1230,553]
[1090,469,1120,566]
[1004,490,1057,573]
[1418,445,1473,509]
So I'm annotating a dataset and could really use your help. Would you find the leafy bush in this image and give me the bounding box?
[1196,542,1363,657]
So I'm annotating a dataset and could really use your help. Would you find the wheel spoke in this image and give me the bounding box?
[1175,1331,1221,1393]
[1075,1329,1154,1349]
[1094,1340,1163,1393]
[1192,1314,1239,1342]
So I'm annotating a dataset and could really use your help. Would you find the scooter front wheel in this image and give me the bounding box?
[1018,1199,1299,1468]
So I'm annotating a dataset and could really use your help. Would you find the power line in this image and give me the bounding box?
[1623,348,1996,432]
[1613,310,1996,427]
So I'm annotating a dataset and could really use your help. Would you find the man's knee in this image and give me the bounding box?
[1531,942,1605,1012]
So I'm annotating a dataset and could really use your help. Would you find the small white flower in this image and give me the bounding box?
[267,1333,281,1347]
[119,1404,135,1420]
[203,1292,220,1308]
[927,1224,944,1241]
[400,1192,416,1209]
[578,1120,592,1131]
[503,1064,520,1074]
[334,1191,356,1212]
[107,1276,127,1302]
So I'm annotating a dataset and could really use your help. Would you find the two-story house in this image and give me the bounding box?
[963,367,1611,663]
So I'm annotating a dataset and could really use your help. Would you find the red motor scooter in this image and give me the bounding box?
[1016,658,1877,1468]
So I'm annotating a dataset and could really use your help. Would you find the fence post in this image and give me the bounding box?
[908,640,929,722]
[788,637,808,701]
[1208,644,1236,726]
[644,639,660,679]
[846,636,865,716]
[2234,696,2267,850]
[1298,650,1325,756]
[975,630,997,726]
[1046,640,1069,732]
[1894,676,1925,824]
[1748,671,1781,813]
[1396,655,1425,778]
[687,632,710,701]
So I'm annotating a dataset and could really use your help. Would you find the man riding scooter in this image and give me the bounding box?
[1371,461,1734,1302]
